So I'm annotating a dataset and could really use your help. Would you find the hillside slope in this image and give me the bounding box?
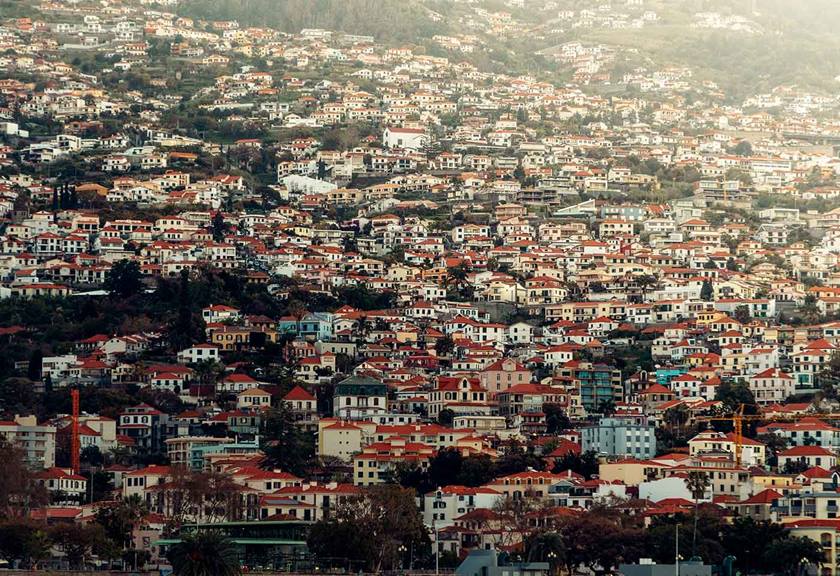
[178,0,449,43]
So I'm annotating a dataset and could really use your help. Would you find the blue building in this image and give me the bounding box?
[580,415,656,458]
[156,520,310,571]
[456,550,549,576]
[277,312,334,341]
[655,367,687,386]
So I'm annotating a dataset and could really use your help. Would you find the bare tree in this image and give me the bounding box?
[156,468,246,533]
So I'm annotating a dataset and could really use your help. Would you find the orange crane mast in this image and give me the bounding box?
[697,406,840,463]
[695,403,763,463]
[70,388,80,474]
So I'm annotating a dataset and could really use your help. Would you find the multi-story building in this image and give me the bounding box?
[688,430,766,467]
[580,415,656,459]
[479,359,532,397]
[118,404,171,454]
[0,415,57,469]
[759,418,840,450]
[284,385,319,431]
[333,375,388,420]
[422,485,501,528]
[352,437,435,486]
[33,467,87,502]
[557,362,622,413]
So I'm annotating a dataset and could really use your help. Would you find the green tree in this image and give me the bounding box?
[434,334,455,357]
[104,260,144,298]
[525,531,565,566]
[715,381,755,412]
[167,530,240,576]
[457,454,498,487]
[733,304,751,324]
[81,445,104,467]
[721,517,786,573]
[170,269,201,351]
[0,439,48,518]
[494,441,545,477]
[731,140,753,157]
[0,377,37,417]
[307,485,429,572]
[700,279,714,301]
[597,398,616,416]
[558,512,645,573]
[48,523,109,569]
[635,274,659,298]
[647,513,726,565]
[783,458,810,475]
[799,294,821,324]
[664,404,690,440]
[444,264,471,293]
[762,536,823,575]
[544,404,572,434]
[0,521,51,569]
[261,402,315,477]
[757,433,788,467]
[27,350,42,382]
[686,471,710,558]
[437,408,455,427]
[551,450,599,479]
[210,212,229,243]
[94,495,148,553]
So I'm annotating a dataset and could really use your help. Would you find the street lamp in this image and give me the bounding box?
[547,551,557,576]
[432,502,442,576]
[798,558,810,576]
[398,545,407,570]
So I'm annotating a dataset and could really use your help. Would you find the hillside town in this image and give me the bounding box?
[3,0,840,575]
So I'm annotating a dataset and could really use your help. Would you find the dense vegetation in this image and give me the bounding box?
[177,0,840,101]
[178,0,448,43]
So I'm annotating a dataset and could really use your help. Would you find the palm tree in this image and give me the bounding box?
[597,398,616,416]
[445,264,471,295]
[525,531,565,575]
[168,531,240,576]
[356,315,370,344]
[664,404,690,440]
[686,471,710,559]
[563,281,583,301]
[193,359,223,402]
[635,274,659,299]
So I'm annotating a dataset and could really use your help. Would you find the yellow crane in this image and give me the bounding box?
[695,403,764,463]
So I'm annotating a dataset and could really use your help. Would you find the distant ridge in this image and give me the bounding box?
[177,0,449,43]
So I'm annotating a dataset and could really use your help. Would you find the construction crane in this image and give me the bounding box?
[697,405,840,463]
[695,403,763,463]
[70,388,80,474]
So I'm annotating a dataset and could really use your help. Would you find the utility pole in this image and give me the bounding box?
[433,517,439,576]
[675,524,680,576]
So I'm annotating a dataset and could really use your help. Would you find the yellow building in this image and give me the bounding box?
[784,520,839,576]
[317,418,375,462]
[209,326,278,351]
[599,459,665,486]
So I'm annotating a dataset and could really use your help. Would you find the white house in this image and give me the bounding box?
[749,368,795,406]
[422,485,501,528]
[237,387,273,410]
[177,344,221,365]
[383,127,427,151]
